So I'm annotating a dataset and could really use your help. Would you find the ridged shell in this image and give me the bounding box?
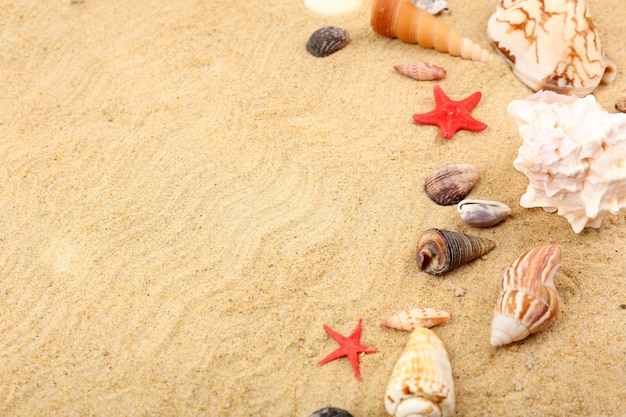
[393,62,446,81]
[307,26,350,57]
[424,163,480,206]
[487,0,616,96]
[309,407,354,417]
[457,199,511,228]
[616,89,626,113]
[490,244,561,347]
[304,0,364,15]
[371,0,491,62]
[416,228,495,276]
[381,307,450,331]
[385,328,455,417]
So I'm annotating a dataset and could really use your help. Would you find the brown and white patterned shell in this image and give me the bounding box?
[385,328,455,417]
[393,62,446,81]
[490,244,562,347]
[306,26,350,57]
[424,163,480,206]
[381,307,450,331]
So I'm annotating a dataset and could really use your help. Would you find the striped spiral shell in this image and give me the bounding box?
[385,328,455,417]
[381,307,450,331]
[490,244,562,347]
[393,62,446,81]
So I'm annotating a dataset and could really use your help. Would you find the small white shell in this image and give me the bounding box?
[385,328,455,417]
[411,0,449,15]
[490,245,561,347]
[304,0,363,15]
[381,307,450,331]
[457,199,511,227]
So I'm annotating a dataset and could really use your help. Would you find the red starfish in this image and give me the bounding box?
[318,318,376,380]
[413,84,487,139]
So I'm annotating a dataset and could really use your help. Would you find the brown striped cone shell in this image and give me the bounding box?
[385,328,455,417]
[424,163,480,206]
[393,62,446,81]
[457,199,511,228]
[381,307,450,331]
[490,244,562,347]
[616,89,626,113]
[306,26,350,57]
[416,228,495,276]
[371,0,491,62]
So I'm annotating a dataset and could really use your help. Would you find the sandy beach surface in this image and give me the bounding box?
[1,0,625,416]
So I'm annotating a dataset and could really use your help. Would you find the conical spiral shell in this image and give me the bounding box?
[490,244,561,347]
[385,328,455,417]
[393,62,446,81]
[381,307,450,331]
[371,0,491,62]
[416,228,495,276]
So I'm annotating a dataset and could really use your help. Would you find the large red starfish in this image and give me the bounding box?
[318,318,376,380]
[413,84,487,139]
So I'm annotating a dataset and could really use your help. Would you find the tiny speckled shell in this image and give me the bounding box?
[393,62,446,81]
[309,407,354,417]
[306,26,350,57]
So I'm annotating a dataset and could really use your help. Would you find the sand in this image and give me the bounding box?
[1,0,625,416]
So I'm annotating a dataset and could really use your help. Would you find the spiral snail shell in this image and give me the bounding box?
[385,328,455,417]
[381,307,450,331]
[416,228,495,275]
[490,244,562,347]
[371,0,491,62]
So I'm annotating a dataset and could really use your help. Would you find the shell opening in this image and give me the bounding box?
[395,396,441,417]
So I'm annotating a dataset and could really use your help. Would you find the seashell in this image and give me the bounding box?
[487,0,616,97]
[457,199,511,228]
[490,244,561,347]
[616,89,626,113]
[304,0,364,15]
[309,407,354,417]
[371,0,491,63]
[412,0,449,15]
[385,327,455,417]
[381,307,450,331]
[424,163,480,206]
[393,62,446,81]
[510,90,626,233]
[416,228,495,276]
[306,26,350,58]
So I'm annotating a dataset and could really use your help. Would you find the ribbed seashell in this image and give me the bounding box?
[371,0,491,63]
[412,0,449,15]
[424,163,480,206]
[416,228,495,276]
[385,328,455,417]
[309,407,354,417]
[304,0,363,15]
[487,0,616,96]
[306,26,350,57]
[490,244,562,347]
[393,62,446,81]
[457,199,511,228]
[381,307,450,331]
[616,89,626,113]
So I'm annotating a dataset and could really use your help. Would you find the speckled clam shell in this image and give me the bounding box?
[381,307,450,331]
[309,407,354,417]
[416,228,495,276]
[371,0,491,62]
[457,199,511,227]
[304,0,364,15]
[425,163,480,206]
[413,0,449,15]
[393,62,446,81]
[490,245,561,347]
[487,0,616,96]
[616,89,626,113]
[306,26,350,57]
[385,328,455,417]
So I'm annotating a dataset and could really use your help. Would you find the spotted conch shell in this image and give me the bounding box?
[490,245,561,347]
[510,90,626,233]
[385,327,454,417]
[487,0,616,96]
[371,0,491,62]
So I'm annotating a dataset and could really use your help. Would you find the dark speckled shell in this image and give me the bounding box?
[308,407,354,417]
[306,26,350,57]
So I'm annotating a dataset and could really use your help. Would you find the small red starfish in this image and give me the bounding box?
[318,318,376,380]
[413,84,487,139]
